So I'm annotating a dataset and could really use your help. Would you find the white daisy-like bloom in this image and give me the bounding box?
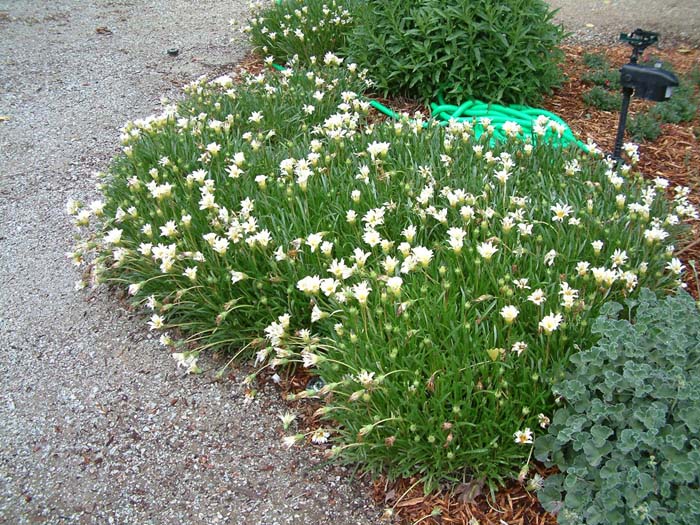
[352,248,370,268]
[213,237,229,255]
[511,341,528,356]
[172,352,199,374]
[366,141,390,160]
[104,228,123,245]
[297,275,322,295]
[160,220,178,238]
[666,258,684,275]
[283,434,303,449]
[362,228,382,247]
[183,266,197,281]
[610,249,628,268]
[528,288,547,305]
[320,278,340,297]
[575,261,590,276]
[500,305,519,324]
[351,281,372,305]
[544,250,557,267]
[230,271,246,284]
[306,232,324,252]
[148,314,165,330]
[411,246,433,267]
[550,202,573,222]
[402,225,417,243]
[514,428,534,445]
[386,276,403,295]
[539,312,563,335]
[477,241,498,261]
[591,240,604,254]
[382,255,400,275]
[311,428,330,444]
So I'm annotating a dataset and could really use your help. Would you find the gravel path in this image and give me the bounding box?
[0,2,378,523]
[1,1,698,524]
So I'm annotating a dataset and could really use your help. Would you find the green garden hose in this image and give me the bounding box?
[268,62,587,151]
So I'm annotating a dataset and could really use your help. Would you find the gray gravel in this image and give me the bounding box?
[2,1,697,524]
[0,1,379,523]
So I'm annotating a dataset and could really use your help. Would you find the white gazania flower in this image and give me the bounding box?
[351,281,372,305]
[382,256,400,275]
[544,250,557,267]
[511,341,528,356]
[366,141,390,160]
[538,413,551,429]
[328,259,354,280]
[643,226,669,243]
[527,288,546,305]
[320,241,334,257]
[352,248,370,268]
[306,232,324,252]
[610,249,628,268]
[446,227,467,253]
[539,312,563,335]
[514,428,534,445]
[320,278,340,297]
[402,225,417,243]
[279,412,297,430]
[311,305,327,323]
[513,278,530,290]
[297,275,322,295]
[213,237,229,255]
[575,261,590,276]
[591,240,604,255]
[386,276,403,295]
[666,257,684,275]
[283,434,304,449]
[500,305,519,324]
[183,267,198,281]
[477,241,498,261]
[148,314,165,330]
[411,246,433,267]
[230,271,246,284]
[104,228,123,245]
[248,111,263,123]
[205,142,221,155]
[550,202,573,222]
[160,220,178,238]
[362,228,382,247]
[301,349,321,368]
[311,428,330,444]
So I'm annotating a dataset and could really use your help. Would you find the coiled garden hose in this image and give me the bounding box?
[269,62,587,150]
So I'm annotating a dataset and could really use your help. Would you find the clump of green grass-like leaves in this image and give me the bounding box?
[68,55,697,491]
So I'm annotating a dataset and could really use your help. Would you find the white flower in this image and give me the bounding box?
[104,228,123,245]
[610,249,628,268]
[527,288,546,305]
[539,312,563,335]
[362,228,382,247]
[511,341,528,356]
[514,428,534,445]
[306,232,324,252]
[550,203,573,222]
[205,142,221,155]
[666,258,684,275]
[311,428,330,444]
[386,276,403,295]
[500,305,519,324]
[352,248,370,268]
[160,220,178,238]
[411,246,433,267]
[230,271,246,284]
[538,413,551,429]
[311,305,327,323]
[367,141,390,160]
[297,275,322,295]
[279,412,297,430]
[477,241,498,261]
[544,250,557,267]
[148,314,164,330]
[591,240,604,254]
[352,281,372,305]
[402,225,417,243]
[283,434,303,449]
[446,227,467,253]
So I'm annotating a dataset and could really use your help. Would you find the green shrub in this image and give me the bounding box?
[649,84,698,124]
[582,86,622,112]
[628,111,662,142]
[581,69,620,90]
[69,56,696,492]
[535,290,700,524]
[346,0,566,104]
[582,52,610,71]
[244,0,359,65]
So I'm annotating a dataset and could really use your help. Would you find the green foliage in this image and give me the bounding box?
[628,111,662,141]
[581,69,620,90]
[535,290,700,524]
[649,85,698,124]
[582,86,622,111]
[69,56,694,492]
[581,52,609,71]
[346,0,566,104]
[245,0,358,64]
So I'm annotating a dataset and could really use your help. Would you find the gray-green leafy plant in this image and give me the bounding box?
[346,0,566,104]
[535,289,700,525]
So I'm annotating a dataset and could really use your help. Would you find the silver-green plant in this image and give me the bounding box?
[535,289,700,524]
